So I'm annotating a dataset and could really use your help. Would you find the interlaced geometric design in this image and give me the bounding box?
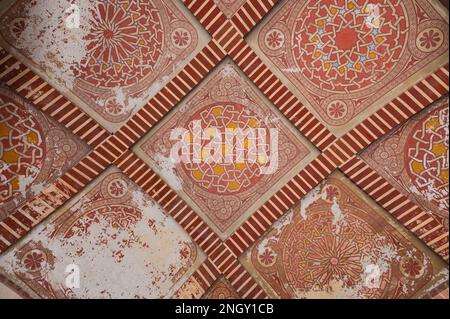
[0,0,448,299]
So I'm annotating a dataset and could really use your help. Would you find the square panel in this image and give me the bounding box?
[360,95,448,228]
[240,171,447,298]
[0,167,205,298]
[0,0,210,132]
[247,0,449,136]
[134,60,319,238]
[0,85,91,221]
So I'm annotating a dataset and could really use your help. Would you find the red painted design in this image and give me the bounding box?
[0,93,46,204]
[139,63,312,234]
[255,0,449,131]
[361,96,449,228]
[0,0,200,125]
[405,103,448,211]
[204,277,239,299]
[0,171,201,298]
[0,86,90,220]
[216,0,247,17]
[181,102,268,195]
[246,175,443,298]
[75,2,164,88]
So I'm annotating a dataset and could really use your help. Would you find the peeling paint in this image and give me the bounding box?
[9,0,95,91]
[153,154,184,191]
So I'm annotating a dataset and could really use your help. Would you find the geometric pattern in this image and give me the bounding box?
[204,276,240,299]
[241,172,447,298]
[0,0,207,131]
[248,0,449,136]
[215,0,248,17]
[136,62,316,237]
[0,85,91,221]
[361,96,449,229]
[0,0,448,299]
[0,168,203,298]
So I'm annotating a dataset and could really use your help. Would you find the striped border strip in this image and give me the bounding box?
[182,0,336,150]
[334,64,449,157]
[0,47,109,148]
[225,150,341,256]
[228,41,336,150]
[114,150,222,255]
[183,0,228,36]
[173,259,220,299]
[426,285,449,299]
[0,149,111,253]
[341,156,449,261]
[206,243,268,298]
[114,151,269,299]
[231,0,279,35]
[221,258,268,299]
[112,40,226,149]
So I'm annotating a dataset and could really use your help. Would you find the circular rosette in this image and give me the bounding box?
[77,1,165,89]
[322,185,342,203]
[260,25,289,57]
[106,178,129,199]
[289,0,409,93]
[13,243,55,280]
[278,209,392,298]
[410,19,448,58]
[256,247,277,268]
[399,255,426,280]
[167,20,198,55]
[322,98,354,126]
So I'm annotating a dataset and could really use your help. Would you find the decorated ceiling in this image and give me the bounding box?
[0,0,448,299]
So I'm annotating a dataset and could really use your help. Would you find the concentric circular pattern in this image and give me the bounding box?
[171,27,191,49]
[292,0,407,92]
[181,103,271,195]
[326,100,348,120]
[0,93,45,205]
[20,249,48,273]
[399,256,425,279]
[107,178,128,199]
[265,29,285,50]
[278,210,391,299]
[405,104,449,211]
[76,1,164,88]
[416,27,444,53]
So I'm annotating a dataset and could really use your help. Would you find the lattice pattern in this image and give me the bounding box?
[0,0,448,299]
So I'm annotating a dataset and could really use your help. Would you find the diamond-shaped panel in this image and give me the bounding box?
[0,85,90,221]
[0,167,205,298]
[135,61,318,238]
[0,0,210,131]
[241,172,447,298]
[360,95,449,229]
[247,0,449,135]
